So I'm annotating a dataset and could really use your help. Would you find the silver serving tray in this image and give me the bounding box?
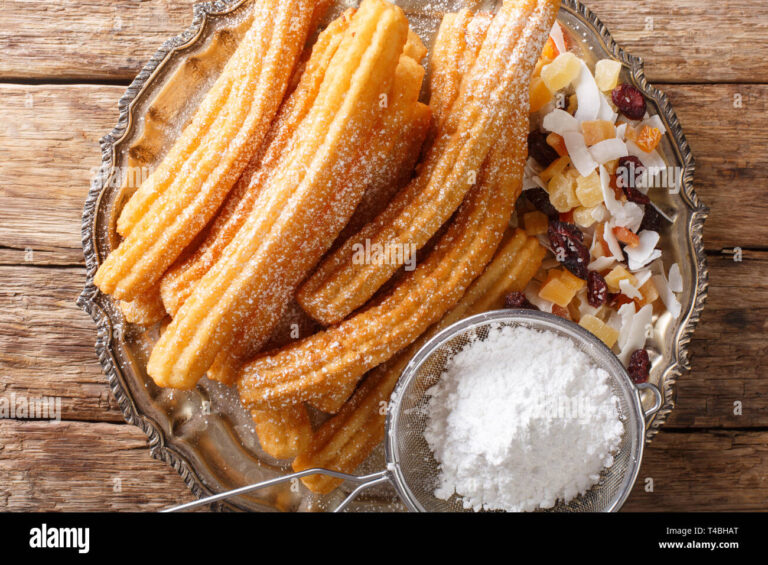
[78,0,708,511]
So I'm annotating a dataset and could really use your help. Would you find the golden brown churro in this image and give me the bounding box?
[251,405,313,460]
[207,38,430,386]
[292,230,546,492]
[95,0,317,301]
[296,1,547,326]
[118,284,167,327]
[158,13,352,317]
[147,0,412,389]
[238,0,559,413]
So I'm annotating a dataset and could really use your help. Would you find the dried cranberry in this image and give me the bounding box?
[616,156,650,204]
[628,349,651,384]
[639,203,663,233]
[504,292,537,311]
[612,84,647,120]
[528,131,559,168]
[587,271,608,308]
[548,221,589,280]
[525,187,559,219]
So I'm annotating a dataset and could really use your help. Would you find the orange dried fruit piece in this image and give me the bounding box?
[636,125,662,153]
[539,268,586,307]
[539,154,570,183]
[523,210,549,236]
[604,265,638,293]
[546,132,567,157]
[635,277,660,308]
[541,36,559,61]
[612,226,640,248]
[530,76,554,113]
[581,120,616,146]
[579,314,619,348]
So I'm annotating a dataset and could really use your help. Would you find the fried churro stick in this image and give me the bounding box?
[158,13,352,317]
[115,1,333,239]
[118,284,167,327]
[207,47,430,385]
[293,230,545,493]
[95,0,317,301]
[296,0,547,326]
[147,0,411,389]
[239,0,560,412]
[251,405,312,460]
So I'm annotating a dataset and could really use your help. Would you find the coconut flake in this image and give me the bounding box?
[618,304,653,365]
[615,123,627,140]
[602,220,625,262]
[563,131,598,176]
[653,274,682,319]
[574,62,601,123]
[626,139,667,170]
[625,230,661,270]
[668,263,683,293]
[542,108,579,135]
[588,255,615,271]
[550,22,567,56]
[589,138,628,164]
[599,164,644,232]
[597,93,618,123]
[619,279,642,300]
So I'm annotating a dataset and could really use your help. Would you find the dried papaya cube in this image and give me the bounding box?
[523,210,549,236]
[636,125,663,153]
[579,314,619,348]
[581,120,616,146]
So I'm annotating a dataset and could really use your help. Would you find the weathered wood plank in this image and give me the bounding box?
[1,83,766,267]
[0,420,193,511]
[0,84,121,265]
[0,0,196,81]
[624,430,768,511]
[0,0,766,83]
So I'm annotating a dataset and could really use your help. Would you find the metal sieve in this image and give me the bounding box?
[165,310,662,513]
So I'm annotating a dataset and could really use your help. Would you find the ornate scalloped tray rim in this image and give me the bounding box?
[78,0,709,508]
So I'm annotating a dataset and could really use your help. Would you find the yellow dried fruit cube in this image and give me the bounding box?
[523,210,549,236]
[604,265,638,293]
[575,171,605,208]
[539,269,586,307]
[573,205,598,228]
[541,52,582,92]
[594,59,622,92]
[581,120,616,146]
[579,314,619,348]
[547,172,580,213]
[530,76,554,113]
[539,155,570,183]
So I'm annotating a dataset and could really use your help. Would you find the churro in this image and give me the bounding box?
[118,284,167,327]
[158,13,352,317]
[147,0,411,389]
[293,230,545,493]
[238,0,560,413]
[296,0,548,326]
[95,0,317,301]
[207,44,430,385]
[251,405,313,460]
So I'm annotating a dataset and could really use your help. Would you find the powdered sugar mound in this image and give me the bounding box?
[424,324,624,512]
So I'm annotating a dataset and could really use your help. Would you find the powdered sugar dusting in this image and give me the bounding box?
[424,324,624,512]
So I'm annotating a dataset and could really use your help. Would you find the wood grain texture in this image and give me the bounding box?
[1,0,767,82]
[0,420,193,511]
[624,430,768,512]
[2,83,766,267]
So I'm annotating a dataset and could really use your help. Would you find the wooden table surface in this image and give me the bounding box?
[1,0,767,512]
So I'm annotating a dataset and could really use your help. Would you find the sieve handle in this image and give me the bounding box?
[161,469,390,513]
[636,382,663,421]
